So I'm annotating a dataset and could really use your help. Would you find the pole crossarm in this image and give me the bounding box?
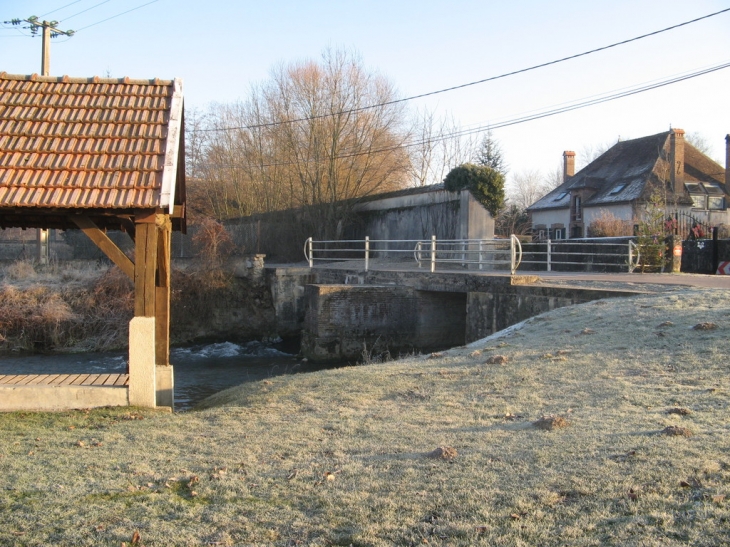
[4,17,75,37]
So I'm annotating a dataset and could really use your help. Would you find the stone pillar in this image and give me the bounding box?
[563,151,575,183]
[666,235,682,274]
[128,316,157,408]
[156,365,174,408]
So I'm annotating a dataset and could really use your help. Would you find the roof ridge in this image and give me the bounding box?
[0,72,174,86]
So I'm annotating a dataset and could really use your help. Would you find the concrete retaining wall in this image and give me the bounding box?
[301,284,466,362]
[277,266,641,362]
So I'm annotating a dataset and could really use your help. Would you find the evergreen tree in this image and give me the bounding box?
[475,129,507,175]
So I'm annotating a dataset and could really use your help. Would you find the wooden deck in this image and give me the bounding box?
[0,373,128,387]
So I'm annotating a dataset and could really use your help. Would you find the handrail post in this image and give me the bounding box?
[430,235,436,273]
[509,234,522,274]
[415,241,422,268]
[307,237,313,268]
[479,240,483,270]
[547,238,552,272]
[364,236,370,272]
[628,241,633,273]
[510,237,515,274]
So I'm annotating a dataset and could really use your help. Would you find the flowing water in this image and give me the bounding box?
[0,340,338,410]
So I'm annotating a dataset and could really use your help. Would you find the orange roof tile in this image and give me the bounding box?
[0,73,183,214]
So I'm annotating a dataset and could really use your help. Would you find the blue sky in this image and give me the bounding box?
[2,0,729,182]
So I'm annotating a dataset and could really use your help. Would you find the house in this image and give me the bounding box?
[527,129,728,239]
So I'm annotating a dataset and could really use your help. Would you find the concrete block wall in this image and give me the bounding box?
[301,284,467,362]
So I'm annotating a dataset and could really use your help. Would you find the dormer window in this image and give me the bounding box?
[553,192,568,201]
[685,182,726,211]
[609,184,626,195]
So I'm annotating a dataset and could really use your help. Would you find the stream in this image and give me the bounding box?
[0,341,338,411]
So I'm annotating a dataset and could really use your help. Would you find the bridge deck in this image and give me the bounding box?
[0,373,128,387]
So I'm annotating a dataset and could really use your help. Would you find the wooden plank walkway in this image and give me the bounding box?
[0,374,129,387]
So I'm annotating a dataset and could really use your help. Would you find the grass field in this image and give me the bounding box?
[1,287,729,546]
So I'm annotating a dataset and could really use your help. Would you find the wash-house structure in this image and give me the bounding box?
[0,73,185,410]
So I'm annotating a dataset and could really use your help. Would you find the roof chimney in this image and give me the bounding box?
[669,128,685,195]
[563,151,575,183]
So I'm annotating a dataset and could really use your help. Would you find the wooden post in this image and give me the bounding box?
[155,214,174,408]
[155,215,171,366]
[134,211,158,317]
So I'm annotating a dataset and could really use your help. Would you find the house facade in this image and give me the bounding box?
[527,129,729,239]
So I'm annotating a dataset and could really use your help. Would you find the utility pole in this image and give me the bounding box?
[5,17,74,265]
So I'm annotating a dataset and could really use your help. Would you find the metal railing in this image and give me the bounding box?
[520,237,640,273]
[304,235,523,274]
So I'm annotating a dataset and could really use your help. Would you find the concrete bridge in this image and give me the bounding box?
[268,262,724,362]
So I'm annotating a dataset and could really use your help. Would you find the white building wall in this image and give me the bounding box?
[531,210,569,230]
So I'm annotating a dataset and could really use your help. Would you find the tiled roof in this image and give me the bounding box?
[528,131,705,211]
[0,73,183,214]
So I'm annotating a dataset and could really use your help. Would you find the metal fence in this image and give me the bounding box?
[513,237,641,273]
[304,235,523,274]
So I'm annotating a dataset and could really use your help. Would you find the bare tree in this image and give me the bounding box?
[194,49,411,239]
[685,131,718,160]
[543,163,564,192]
[507,169,547,210]
[409,108,476,187]
[577,138,617,170]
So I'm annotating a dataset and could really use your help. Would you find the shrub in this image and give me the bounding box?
[444,163,505,216]
[4,260,36,281]
[587,210,633,237]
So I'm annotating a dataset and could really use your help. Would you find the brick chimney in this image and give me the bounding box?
[669,128,685,195]
[563,151,575,183]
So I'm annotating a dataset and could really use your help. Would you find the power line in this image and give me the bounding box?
[40,0,86,18]
[61,0,114,22]
[196,60,730,170]
[195,7,730,134]
[74,0,159,31]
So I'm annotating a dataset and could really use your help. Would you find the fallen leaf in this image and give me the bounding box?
[510,513,521,520]
[486,355,508,365]
[712,494,725,503]
[693,322,718,331]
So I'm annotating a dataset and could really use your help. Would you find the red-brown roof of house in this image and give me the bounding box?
[0,73,183,214]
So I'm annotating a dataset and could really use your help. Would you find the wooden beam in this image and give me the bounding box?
[134,222,158,317]
[69,215,135,280]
